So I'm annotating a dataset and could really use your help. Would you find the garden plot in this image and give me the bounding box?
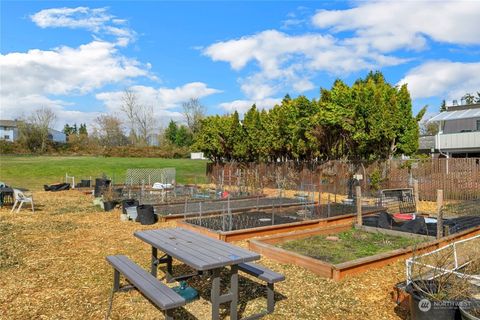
[178,204,384,242]
[249,222,480,280]
[277,228,422,264]
[155,196,307,220]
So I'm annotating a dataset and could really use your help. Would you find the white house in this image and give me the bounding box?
[427,103,480,157]
[0,119,67,143]
[0,120,19,142]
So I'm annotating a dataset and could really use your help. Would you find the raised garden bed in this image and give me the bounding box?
[277,228,423,264]
[177,205,384,242]
[156,196,308,221]
[248,223,480,280]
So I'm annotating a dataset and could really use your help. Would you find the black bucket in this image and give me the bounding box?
[137,204,156,225]
[94,178,111,197]
[81,179,91,188]
[103,201,117,212]
[122,199,139,215]
[407,280,459,320]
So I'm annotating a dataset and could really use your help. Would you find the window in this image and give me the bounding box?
[477,120,480,131]
[4,135,10,140]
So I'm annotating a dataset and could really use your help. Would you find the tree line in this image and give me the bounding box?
[4,94,203,156]
[194,72,422,163]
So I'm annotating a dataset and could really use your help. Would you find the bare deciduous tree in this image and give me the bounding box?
[120,89,155,145]
[17,106,57,152]
[182,97,205,133]
[93,114,128,147]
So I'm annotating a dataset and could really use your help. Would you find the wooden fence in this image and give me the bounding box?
[206,158,480,201]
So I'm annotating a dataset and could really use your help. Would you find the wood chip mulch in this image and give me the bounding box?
[0,190,409,319]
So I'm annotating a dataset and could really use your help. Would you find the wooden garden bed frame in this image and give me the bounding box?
[160,199,307,222]
[248,223,480,280]
[176,207,384,242]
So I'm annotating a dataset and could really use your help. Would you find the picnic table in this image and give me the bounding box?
[134,227,261,320]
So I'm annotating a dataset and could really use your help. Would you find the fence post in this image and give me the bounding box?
[437,189,444,239]
[356,186,362,226]
[413,179,419,211]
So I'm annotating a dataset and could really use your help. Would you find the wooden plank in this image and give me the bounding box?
[134,231,212,270]
[152,229,237,266]
[106,255,186,309]
[168,228,260,262]
[249,240,333,278]
[247,221,480,281]
[238,262,285,282]
[135,228,259,270]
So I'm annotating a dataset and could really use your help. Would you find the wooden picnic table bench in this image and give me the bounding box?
[106,255,186,319]
[135,227,260,320]
[106,227,285,319]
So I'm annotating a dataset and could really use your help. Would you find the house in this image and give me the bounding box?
[427,103,480,158]
[48,128,67,143]
[0,120,19,142]
[0,119,67,143]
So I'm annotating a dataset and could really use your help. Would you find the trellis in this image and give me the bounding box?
[125,168,176,186]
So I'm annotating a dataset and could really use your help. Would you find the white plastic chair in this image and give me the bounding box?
[11,189,34,213]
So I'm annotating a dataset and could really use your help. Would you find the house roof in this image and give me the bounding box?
[428,107,480,122]
[0,120,19,127]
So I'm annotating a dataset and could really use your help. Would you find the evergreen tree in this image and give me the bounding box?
[79,123,88,136]
[175,125,193,147]
[164,120,178,145]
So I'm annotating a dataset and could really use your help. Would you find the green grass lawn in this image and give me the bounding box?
[277,228,423,264]
[0,155,207,190]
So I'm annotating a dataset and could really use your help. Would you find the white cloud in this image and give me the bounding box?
[219,97,281,114]
[204,29,404,99]
[96,82,221,110]
[312,1,480,52]
[204,1,480,102]
[398,61,480,100]
[1,41,150,97]
[31,7,136,45]
[95,82,221,126]
[0,40,152,128]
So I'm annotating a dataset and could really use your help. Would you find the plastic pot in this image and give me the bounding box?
[460,303,480,320]
[406,280,458,320]
[103,201,117,212]
[94,178,111,197]
[122,199,139,215]
[136,204,156,225]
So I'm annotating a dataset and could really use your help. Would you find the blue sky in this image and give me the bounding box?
[1,1,479,130]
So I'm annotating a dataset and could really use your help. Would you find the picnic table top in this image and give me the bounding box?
[134,227,260,271]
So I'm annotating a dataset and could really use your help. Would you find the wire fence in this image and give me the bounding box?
[406,235,480,287]
[207,159,480,201]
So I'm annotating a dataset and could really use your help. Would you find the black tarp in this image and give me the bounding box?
[364,212,480,237]
[44,183,71,192]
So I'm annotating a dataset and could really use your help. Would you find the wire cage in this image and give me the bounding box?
[406,234,480,287]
